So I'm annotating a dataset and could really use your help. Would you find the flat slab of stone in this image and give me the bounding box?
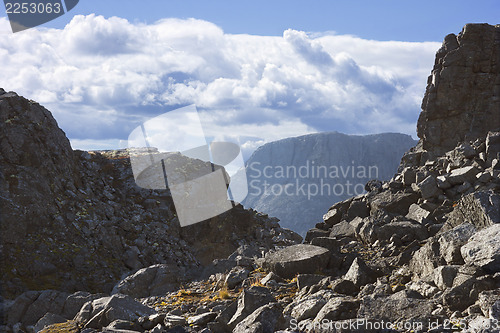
[447,166,479,185]
[262,244,330,279]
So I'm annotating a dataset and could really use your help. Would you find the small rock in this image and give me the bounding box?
[344,258,377,287]
[187,312,217,326]
[447,166,480,185]
[296,274,325,290]
[406,204,431,224]
[232,303,285,333]
[163,314,187,329]
[329,221,355,239]
[260,272,282,286]
[433,265,459,290]
[416,175,441,199]
[33,313,67,333]
[225,267,249,289]
[227,286,275,328]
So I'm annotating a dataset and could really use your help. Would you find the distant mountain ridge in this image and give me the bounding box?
[242,132,417,235]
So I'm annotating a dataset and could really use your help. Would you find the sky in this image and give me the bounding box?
[0,1,498,158]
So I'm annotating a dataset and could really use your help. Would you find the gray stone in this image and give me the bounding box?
[477,171,493,183]
[478,289,500,318]
[33,313,67,333]
[296,274,326,290]
[260,272,282,286]
[446,191,500,230]
[62,291,107,320]
[410,223,476,278]
[406,204,431,224]
[433,265,459,290]
[287,297,327,322]
[456,142,477,159]
[447,166,480,185]
[329,279,359,296]
[346,201,370,220]
[344,258,377,287]
[442,277,478,311]
[323,208,342,226]
[232,303,285,333]
[406,281,439,298]
[225,267,249,289]
[461,224,500,273]
[106,319,141,331]
[416,175,441,199]
[461,316,500,333]
[228,286,275,328]
[313,297,359,322]
[310,237,341,253]
[370,191,419,216]
[491,300,500,320]
[376,221,428,243]
[329,221,355,239]
[487,131,500,161]
[438,222,477,264]
[187,312,217,326]
[417,24,500,155]
[304,228,330,243]
[436,175,452,189]
[402,167,416,186]
[74,294,155,329]
[7,290,69,326]
[164,314,187,329]
[112,264,181,298]
[358,290,436,324]
[262,244,330,279]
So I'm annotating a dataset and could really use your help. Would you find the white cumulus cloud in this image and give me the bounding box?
[0,15,440,156]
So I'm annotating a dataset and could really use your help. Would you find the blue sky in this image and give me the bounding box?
[41,0,500,41]
[0,1,498,157]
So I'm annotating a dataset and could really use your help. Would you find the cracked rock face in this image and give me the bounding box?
[417,23,500,155]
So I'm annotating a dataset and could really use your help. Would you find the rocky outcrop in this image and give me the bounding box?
[243,132,416,235]
[0,89,301,302]
[417,23,500,155]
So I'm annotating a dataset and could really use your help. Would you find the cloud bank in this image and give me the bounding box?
[0,15,440,157]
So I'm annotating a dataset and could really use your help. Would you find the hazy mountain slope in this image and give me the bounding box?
[242,132,417,235]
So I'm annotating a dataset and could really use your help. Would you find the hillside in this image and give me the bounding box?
[242,132,416,235]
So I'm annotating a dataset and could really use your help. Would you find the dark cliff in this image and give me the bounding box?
[417,23,500,155]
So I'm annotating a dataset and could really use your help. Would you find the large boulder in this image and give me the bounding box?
[112,264,182,298]
[262,244,330,278]
[461,224,500,273]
